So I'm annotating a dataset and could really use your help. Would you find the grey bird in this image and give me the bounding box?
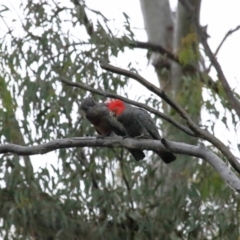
[106,99,176,164]
[80,97,145,161]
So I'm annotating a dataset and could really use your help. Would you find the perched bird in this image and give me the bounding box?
[80,97,145,161]
[106,99,176,164]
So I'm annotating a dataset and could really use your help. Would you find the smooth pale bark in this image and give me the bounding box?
[139,0,173,49]
[139,0,174,97]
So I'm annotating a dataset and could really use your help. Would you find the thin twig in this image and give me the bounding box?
[207,25,240,72]
[77,150,99,189]
[120,158,134,209]
[72,0,94,36]
[214,25,240,58]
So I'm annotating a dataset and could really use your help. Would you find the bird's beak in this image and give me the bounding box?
[110,111,116,117]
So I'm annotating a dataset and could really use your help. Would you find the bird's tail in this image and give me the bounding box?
[128,149,145,161]
[154,150,176,164]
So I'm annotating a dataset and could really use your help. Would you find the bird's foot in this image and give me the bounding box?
[135,134,150,139]
[85,134,93,137]
[96,135,105,139]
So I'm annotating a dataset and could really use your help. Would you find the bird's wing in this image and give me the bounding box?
[99,104,126,136]
[106,115,127,136]
[135,108,161,140]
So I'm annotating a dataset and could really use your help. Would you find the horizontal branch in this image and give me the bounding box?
[58,77,195,136]
[0,137,172,156]
[1,137,239,192]
[100,63,240,174]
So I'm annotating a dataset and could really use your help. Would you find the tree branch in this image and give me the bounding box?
[100,62,190,119]
[72,0,94,36]
[179,0,240,118]
[162,139,240,193]
[124,40,219,93]
[207,25,240,72]
[77,150,99,189]
[1,137,239,192]
[130,41,180,64]
[58,77,196,137]
[120,158,134,209]
[214,25,240,59]
[100,62,240,174]
[0,137,172,156]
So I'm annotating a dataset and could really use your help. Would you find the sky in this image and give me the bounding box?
[2,0,240,169]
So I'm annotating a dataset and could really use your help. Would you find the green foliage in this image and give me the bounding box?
[0,1,239,239]
[178,32,200,66]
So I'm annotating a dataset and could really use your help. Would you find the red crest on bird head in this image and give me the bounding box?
[106,99,125,116]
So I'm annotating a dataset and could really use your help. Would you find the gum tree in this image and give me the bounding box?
[0,0,239,239]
